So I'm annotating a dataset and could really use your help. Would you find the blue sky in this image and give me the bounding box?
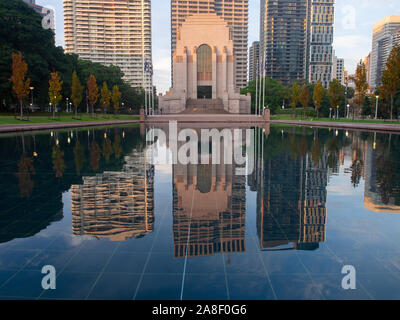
[37,0,399,93]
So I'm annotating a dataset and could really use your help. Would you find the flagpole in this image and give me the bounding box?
[255,62,259,116]
[262,49,266,116]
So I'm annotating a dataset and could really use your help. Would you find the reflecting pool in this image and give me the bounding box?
[0,124,399,300]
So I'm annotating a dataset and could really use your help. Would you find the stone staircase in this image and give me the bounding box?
[183,98,227,114]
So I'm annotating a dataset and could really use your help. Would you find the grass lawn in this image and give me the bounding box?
[0,114,140,125]
[271,114,400,124]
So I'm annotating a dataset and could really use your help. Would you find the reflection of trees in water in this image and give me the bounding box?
[311,138,322,166]
[73,140,85,176]
[90,141,101,171]
[376,152,394,205]
[113,134,123,159]
[326,137,340,169]
[102,137,113,163]
[351,147,364,188]
[52,145,66,178]
[16,155,35,198]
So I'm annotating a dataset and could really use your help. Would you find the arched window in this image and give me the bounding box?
[197,44,212,81]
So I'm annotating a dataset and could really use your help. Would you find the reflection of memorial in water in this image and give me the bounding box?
[251,137,328,251]
[71,149,154,241]
[172,128,247,258]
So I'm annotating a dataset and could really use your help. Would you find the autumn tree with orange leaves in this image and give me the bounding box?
[9,53,31,120]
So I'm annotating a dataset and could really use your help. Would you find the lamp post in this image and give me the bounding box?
[375,95,379,120]
[347,104,350,118]
[29,87,34,107]
[336,106,339,119]
[329,108,332,119]
[66,98,69,113]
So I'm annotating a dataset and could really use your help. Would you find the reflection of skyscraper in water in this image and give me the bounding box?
[71,149,154,241]
[253,150,328,250]
[172,129,247,258]
[364,140,400,213]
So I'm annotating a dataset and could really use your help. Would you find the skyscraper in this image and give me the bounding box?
[332,53,345,85]
[260,0,334,88]
[249,41,260,82]
[370,16,400,90]
[64,0,152,90]
[307,0,335,88]
[170,0,249,89]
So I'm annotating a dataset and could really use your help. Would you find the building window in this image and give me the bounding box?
[197,44,212,81]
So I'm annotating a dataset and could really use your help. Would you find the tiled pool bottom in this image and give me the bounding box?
[0,126,400,300]
[0,180,400,300]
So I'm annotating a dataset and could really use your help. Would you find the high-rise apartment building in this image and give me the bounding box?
[248,41,260,82]
[307,0,335,88]
[63,0,152,90]
[332,53,345,85]
[23,0,55,34]
[260,0,334,88]
[171,0,249,89]
[370,16,400,90]
[364,53,371,90]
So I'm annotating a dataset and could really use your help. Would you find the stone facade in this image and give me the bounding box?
[159,13,251,114]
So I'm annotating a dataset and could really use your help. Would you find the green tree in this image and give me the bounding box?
[350,60,368,119]
[100,82,111,116]
[48,71,63,120]
[9,52,30,120]
[71,71,83,119]
[313,81,324,118]
[300,86,310,118]
[291,83,301,117]
[381,46,400,120]
[112,85,121,115]
[328,79,342,119]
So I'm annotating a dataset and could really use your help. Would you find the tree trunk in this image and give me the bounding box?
[391,95,394,121]
[75,105,77,119]
[20,99,23,120]
[53,105,55,120]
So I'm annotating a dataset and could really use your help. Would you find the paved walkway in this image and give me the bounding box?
[0,120,140,134]
[271,120,400,133]
[146,114,265,123]
[1,116,400,134]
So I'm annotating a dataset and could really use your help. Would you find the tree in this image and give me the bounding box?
[48,71,63,120]
[350,60,368,119]
[291,83,301,117]
[300,86,310,118]
[87,74,98,118]
[100,82,111,116]
[71,71,83,119]
[381,46,400,120]
[112,85,121,115]
[328,79,342,119]
[313,81,324,118]
[9,52,30,120]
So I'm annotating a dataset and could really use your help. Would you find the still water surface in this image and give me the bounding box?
[0,124,399,300]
